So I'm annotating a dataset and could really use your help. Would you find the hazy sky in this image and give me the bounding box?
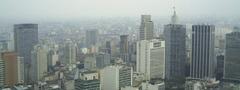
[0,0,240,20]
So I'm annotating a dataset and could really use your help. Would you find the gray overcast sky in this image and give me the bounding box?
[0,0,239,20]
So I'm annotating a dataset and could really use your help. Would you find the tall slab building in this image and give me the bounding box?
[224,31,240,81]
[190,25,215,79]
[164,10,186,82]
[139,15,154,40]
[163,9,186,90]
[14,24,38,83]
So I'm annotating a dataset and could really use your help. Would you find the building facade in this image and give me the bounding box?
[14,24,38,83]
[190,25,215,79]
[100,65,133,90]
[75,70,100,90]
[224,31,240,81]
[136,39,165,80]
[139,15,154,40]
[1,52,18,86]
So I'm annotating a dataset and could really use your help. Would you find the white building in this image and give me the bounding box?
[100,65,133,90]
[17,57,24,83]
[30,44,48,82]
[139,15,154,40]
[136,39,165,80]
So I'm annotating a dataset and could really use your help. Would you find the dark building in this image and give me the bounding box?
[224,31,240,81]
[85,29,98,48]
[190,25,215,79]
[120,35,129,63]
[216,55,224,80]
[14,24,38,83]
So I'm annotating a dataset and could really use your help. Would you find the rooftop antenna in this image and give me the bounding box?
[171,0,178,24]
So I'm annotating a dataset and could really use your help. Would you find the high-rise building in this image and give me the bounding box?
[63,40,77,65]
[139,15,154,40]
[14,24,38,83]
[164,9,186,82]
[163,9,187,90]
[30,44,48,82]
[216,55,224,80]
[136,39,165,80]
[120,35,129,63]
[86,29,98,47]
[105,41,112,54]
[224,31,240,81]
[0,59,5,87]
[1,52,18,86]
[96,53,111,69]
[100,65,132,90]
[75,70,100,90]
[190,25,215,79]
[17,57,24,83]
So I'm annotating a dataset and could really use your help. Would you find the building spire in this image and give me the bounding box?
[171,6,178,24]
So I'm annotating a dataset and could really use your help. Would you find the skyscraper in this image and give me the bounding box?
[136,39,165,80]
[139,15,154,40]
[120,35,129,63]
[63,40,77,65]
[190,25,215,79]
[30,44,48,82]
[86,29,98,47]
[17,57,24,83]
[164,9,186,83]
[224,31,240,81]
[14,24,38,83]
[100,65,132,90]
[1,52,18,86]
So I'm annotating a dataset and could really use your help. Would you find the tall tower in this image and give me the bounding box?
[164,8,186,89]
[120,35,129,63]
[30,44,48,82]
[14,24,38,83]
[85,29,98,47]
[224,31,240,81]
[190,25,215,79]
[139,15,154,40]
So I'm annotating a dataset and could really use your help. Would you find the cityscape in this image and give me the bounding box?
[0,0,240,90]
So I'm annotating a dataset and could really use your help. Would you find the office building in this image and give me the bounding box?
[17,57,24,83]
[224,31,240,81]
[96,53,111,69]
[1,52,18,86]
[190,25,215,79]
[100,65,133,90]
[136,39,165,80]
[14,24,38,83]
[63,40,77,65]
[30,44,48,82]
[164,9,186,81]
[120,35,129,63]
[139,15,154,40]
[86,29,98,47]
[75,70,100,90]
